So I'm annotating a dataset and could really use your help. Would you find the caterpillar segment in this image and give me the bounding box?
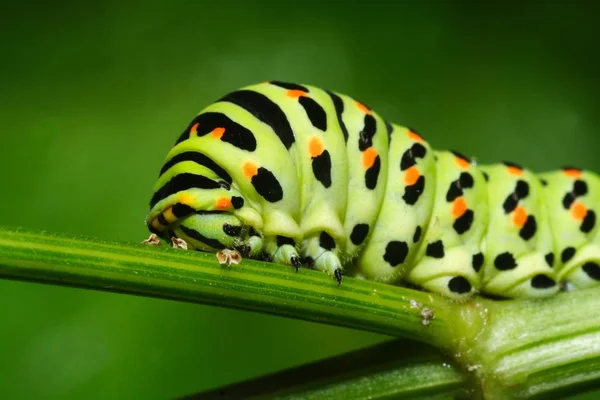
[146,80,600,299]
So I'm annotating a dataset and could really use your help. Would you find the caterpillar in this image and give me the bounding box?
[145,81,600,299]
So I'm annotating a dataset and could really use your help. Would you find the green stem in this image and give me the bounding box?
[469,291,600,399]
[181,339,471,400]
[0,226,458,350]
[1,225,599,399]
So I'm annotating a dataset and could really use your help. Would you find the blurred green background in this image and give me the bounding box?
[1,1,599,398]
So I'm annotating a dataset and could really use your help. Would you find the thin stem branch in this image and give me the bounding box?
[180,339,471,400]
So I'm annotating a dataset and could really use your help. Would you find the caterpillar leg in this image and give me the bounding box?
[301,231,344,284]
[263,236,302,271]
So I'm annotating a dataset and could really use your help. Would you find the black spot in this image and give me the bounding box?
[446,181,463,202]
[453,209,474,234]
[252,167,284,202]
[451,150,471,164]
[383,241,409,267]
[503,194,519,214]
[545,252,555,267]
[581,210,596,233]
[276,236,296,247]
[412,143,427,158]
[312,150,332,188]
[459,172,474,189]
[561,247,576,263]
[159,151,233,184]
[269,81,309,92]
[582,262,600,280]
[562,193,576,209]
[573,180,588,196]
[326,91,349,143]
[249,227,260,237]
[319,231,336,251]
[223,224,242,237]
[483,172,490,182]
[231,196,244,209]
[400,150,416,171]
[358,114,376,151]
[515,180,530,200]
[400,144,427,171]
[350,224,369,245]
[298,96,327,131]
[472,253,484,272]
[426,240,445,258]
[219,90,295,149]
[172,203,195,219]
[150,173,221,208]
[503,161,523,171]
[365,155,381,190]
[403,175,425,205]
[519,215,537,241]
[531,274,557,289]
[412,226,422,243]
[494,252,517,270]
[180,225,224,249]
[448,276,472,294]
[540,178,548,186]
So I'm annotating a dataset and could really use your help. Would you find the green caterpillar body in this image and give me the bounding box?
[146,81,600,299]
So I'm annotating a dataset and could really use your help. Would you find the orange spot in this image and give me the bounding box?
[287,89,307,98]
[362,147,378,169]
[564,168,582,178]
[571,201,588,221]
[356,102,371,114]
[190,122,199,135]
[407,130,424,143]
[452,197,467,218]
[404,166,420,185]
[243,161,258,178]
[179,193,195,205]
[513,205,527,227]
[216,197,232,210]
[507,166,523,176]
[455,157,470,169]
[308,137,324,157]
[211,127,225,139]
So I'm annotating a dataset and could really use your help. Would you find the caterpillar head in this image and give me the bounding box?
[146,187,263,257]
[171,211,246,252]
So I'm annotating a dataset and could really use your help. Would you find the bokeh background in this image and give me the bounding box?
[1,1,599,398]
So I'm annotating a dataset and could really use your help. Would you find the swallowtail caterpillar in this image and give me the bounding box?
[146,81,600,299]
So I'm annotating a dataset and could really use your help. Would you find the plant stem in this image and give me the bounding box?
[0,226,459,350]
[181,339,471,400]
[468,291,600,399]
[1,225,599,399]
